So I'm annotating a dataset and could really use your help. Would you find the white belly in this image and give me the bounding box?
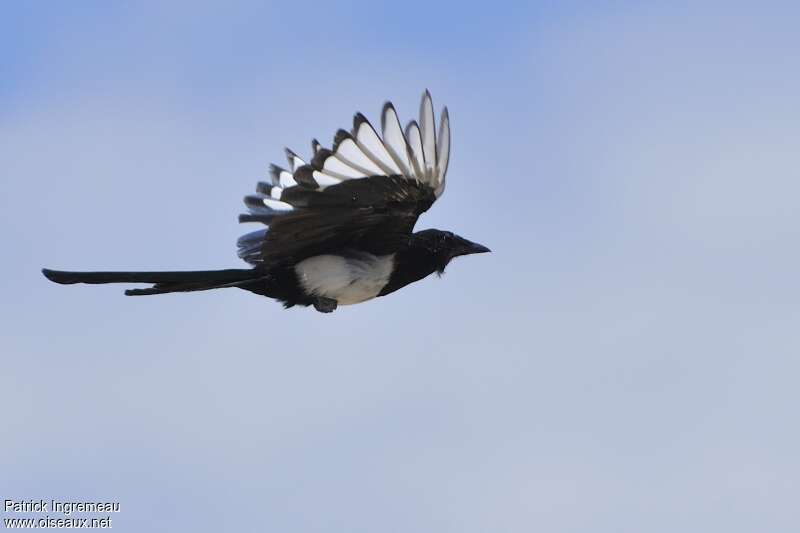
[294,252,395,305]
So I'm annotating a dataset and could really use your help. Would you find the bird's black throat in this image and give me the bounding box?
[378,229,490,297]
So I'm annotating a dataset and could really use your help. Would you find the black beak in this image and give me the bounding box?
[468,242,491,254]
[455,239,491,257]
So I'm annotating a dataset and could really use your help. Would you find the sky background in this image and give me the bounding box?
[2,1,800,531]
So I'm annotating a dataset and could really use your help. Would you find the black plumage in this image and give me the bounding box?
[42,91,490,313]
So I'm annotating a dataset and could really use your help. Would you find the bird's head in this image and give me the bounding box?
[410,229,491,274]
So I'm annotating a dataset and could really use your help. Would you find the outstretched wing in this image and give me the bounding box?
[237,90,451,265]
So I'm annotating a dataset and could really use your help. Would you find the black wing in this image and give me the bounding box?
[237,90,451,265]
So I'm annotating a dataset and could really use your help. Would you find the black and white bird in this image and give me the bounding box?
[43,91,490,313]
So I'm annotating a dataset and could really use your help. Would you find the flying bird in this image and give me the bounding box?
[42,91,490,313]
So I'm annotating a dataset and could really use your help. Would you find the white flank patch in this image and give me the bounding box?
[294,252,395,305]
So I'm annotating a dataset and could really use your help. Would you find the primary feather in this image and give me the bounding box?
[237,90,451,266]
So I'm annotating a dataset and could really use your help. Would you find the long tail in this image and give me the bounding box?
[42,268,263,296]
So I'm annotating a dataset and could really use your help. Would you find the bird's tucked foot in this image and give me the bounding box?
[313,297,338,313]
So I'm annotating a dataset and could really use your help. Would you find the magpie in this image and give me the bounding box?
[42,91,490,313]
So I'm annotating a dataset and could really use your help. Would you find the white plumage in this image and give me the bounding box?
[294,253,396,305]
[245,90,450,222]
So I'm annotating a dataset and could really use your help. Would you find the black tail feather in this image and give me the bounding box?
[42,268,260,296]
[124,277,267,296]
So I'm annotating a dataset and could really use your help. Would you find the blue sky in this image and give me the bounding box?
[2,1,800,532]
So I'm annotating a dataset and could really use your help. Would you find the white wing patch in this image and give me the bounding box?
[353,114,402,175]
[310,170,342,187]
[238,91,451,263]
[435,107,450,197]
[332,133,385,176]
[295,253,395,305]
[269,164,296,188]
[404,120,426,183]
[285,149,306,173]
[419,90,437,180]
[270,90,450,193]
[315,153,362,180]
[262,198,292,211]
[381,103,414,177]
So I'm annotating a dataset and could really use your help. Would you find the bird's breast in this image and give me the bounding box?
[294,252,395,305]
